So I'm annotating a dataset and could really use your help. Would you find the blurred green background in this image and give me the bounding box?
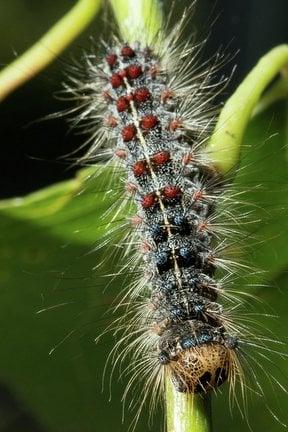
[0,1,287,431]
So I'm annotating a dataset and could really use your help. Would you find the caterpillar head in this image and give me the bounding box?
[169,343,231,393]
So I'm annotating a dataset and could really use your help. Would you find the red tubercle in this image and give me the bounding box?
[161,88,174,104]
[121,124,137,142]
[141,193,157,209]
[104,115,118,128]
[132,160,150,177]
[110,73,123,88]
[121,46,135,58]
[130,214,143,226]
[140,240,152,253]
[118,69,127,78]
[193,190,204,201]
[162,185,182,200]
[134,87,151,103]
[140,115,158,130]
[198,221,209,232]
[102,90,113,101]
[197,227,209,244]
[169,118,183,131]
[106,53,117,67]
[147,301,157,311]
[126,182,138,194]
[206,254,216,265]
[151,151,170,165]
[126,64,143,79]
[115,149,127,159]
[116,94,134,112]
[182,152,194,165]
[116,96,130,112]
[148,64,159,78]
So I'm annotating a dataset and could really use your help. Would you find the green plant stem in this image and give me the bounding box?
[109,0,163,45]
[166,378,212,432]
[0,0,102,102]
[252,74,288,117]
[207,44,288,173]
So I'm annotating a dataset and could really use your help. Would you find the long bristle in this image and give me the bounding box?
[59,3,287,430]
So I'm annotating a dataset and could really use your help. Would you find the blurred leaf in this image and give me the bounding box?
[215,268,288,432]
[214,101,288,431]
[233,101,288,280]
[0,167,136,432]
[207,45,288,173]
[0,102,287,431]
[0,0,102,102]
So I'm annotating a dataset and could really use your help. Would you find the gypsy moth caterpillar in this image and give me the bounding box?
[2,1,287,431]
[55,3,288,430]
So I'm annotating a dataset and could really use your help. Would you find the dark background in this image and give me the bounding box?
[0,0,287,199]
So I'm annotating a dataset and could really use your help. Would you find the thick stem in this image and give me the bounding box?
[0,0,101,102]
[166,378,212,432]
[252,74,288,117]
[109,0,163,46]
[207,44,288,174]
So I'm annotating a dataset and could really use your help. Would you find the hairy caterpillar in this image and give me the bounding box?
[57,3,287,429]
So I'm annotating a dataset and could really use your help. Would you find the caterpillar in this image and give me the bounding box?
[101,42,239,391]
[61,2,287,429]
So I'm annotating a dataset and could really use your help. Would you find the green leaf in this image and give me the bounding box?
[0,0,102,102]
[233,101,288,280]
[207,45,288,173]
[0,168,134,431]
[214,269,288,432]
[213,101,288,431]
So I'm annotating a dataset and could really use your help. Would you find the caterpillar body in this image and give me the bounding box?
[62,5,286,428]
[102,41,238,393]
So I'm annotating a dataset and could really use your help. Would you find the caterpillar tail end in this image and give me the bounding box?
[169,343,232,393]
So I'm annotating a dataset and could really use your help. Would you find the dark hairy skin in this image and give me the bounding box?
[102,42,238,393]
